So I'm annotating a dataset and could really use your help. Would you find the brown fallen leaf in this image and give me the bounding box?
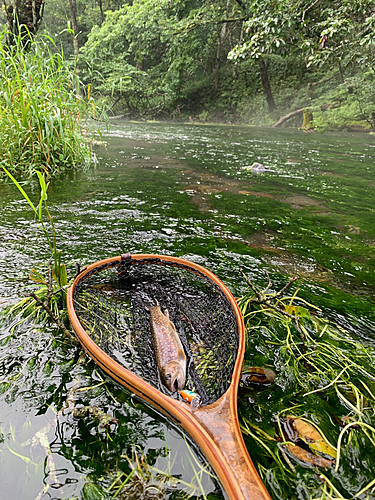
[285,443,334,468]
[287,416,337,459]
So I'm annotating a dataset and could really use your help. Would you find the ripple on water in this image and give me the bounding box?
[1,121,375,499]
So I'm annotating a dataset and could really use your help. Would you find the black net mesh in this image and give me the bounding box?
[72,257,239,405]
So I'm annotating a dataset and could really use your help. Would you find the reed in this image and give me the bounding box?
[0,29,96,177]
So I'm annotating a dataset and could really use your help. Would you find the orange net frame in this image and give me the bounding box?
[71,254,238,406]
[68,254,271,500]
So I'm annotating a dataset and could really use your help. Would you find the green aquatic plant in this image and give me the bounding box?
[0,28,99,178]
[2,167,74,339]
[237,272,375,500]
[107,443,216,500]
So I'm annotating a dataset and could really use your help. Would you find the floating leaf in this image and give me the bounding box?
[285,443,334,468]
[287,416,337,459]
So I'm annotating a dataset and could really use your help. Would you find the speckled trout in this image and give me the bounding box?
[148,300,186,393]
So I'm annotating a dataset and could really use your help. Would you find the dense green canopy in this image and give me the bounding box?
[69,0,374,127]
[1,0,374,166]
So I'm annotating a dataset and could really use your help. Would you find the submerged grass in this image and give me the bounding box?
[237,276,375,500]
[1,168,75,342]
[105,443,216,500]
[0,29,100,178]
[3,166,375,498]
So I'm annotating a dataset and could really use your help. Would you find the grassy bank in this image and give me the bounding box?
[0,30,100,178]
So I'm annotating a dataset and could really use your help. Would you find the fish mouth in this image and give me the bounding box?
[169,373,182,393]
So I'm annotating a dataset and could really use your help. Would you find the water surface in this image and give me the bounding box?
[1,121,374,499]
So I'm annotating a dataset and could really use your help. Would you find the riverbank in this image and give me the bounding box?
[94,62,375,134]
[107,115,375,135]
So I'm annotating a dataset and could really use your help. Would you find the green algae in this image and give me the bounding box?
[1,121,375,499]
[237,277,375,500]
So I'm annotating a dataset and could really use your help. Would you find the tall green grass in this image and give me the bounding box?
[0,29,96,177]
[2,167,71,333]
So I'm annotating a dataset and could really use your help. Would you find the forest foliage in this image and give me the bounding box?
[33,0,375,130]
[1,0,375,129]
[0,0,374,178]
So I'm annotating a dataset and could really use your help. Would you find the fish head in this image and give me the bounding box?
[161,361,186,393]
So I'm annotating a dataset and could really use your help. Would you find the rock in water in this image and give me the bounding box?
[251,162,267,172]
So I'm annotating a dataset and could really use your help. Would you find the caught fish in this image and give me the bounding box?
[149,300,186,393]
[179,389,202,410]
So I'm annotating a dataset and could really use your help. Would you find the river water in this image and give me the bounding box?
[0,121,374,499]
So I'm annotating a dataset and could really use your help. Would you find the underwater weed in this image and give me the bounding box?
[237,272,375,500]
[107,444,215,500]
[2,167,75,340]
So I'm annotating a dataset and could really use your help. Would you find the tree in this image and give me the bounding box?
[228,0,279,112]
[68,0,79,59]
[228,0,375,114]
[39,0,130,60]
[301,0,375,72]
[258,57,276,112]
[3,0,45,47]
[79,0,244,117]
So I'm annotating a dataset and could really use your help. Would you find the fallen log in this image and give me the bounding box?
[272,108,304,128]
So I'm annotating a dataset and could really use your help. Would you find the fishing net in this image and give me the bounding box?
[71,256,239,406]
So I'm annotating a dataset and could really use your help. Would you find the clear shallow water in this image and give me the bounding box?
[0,121,375,499]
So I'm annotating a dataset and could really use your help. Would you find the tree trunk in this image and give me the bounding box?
[3,0,45,48]
[258,57,276,112]
[98,0,105,25]
[214,26,225,91]
[214,30,221,91]
[214,0,230,91]
[68,0,80,95]
[273,108,304,128]
[68,0,79,59]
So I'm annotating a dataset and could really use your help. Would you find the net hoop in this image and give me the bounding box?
[67,254,270,500]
